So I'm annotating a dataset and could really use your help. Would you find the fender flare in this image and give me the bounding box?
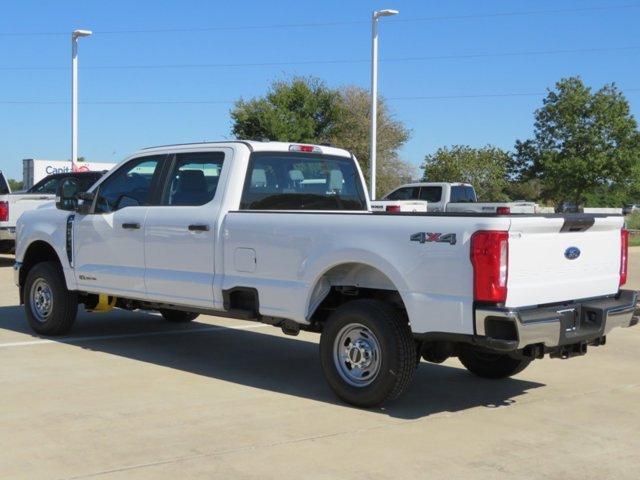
[302,248,410,320]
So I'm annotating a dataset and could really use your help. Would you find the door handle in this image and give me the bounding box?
[188,224,210,232]
[122,222,141,230]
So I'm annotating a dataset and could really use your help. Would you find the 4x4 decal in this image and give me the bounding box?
[410,232,457,245]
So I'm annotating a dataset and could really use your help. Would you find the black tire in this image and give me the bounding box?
[159,309,199,323]
[458,346,531,379]
[23,261,78,335]
[320,299,416,408]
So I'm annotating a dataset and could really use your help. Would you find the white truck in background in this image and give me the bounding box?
[0,171,105,253]
[371,182,537,214]
[14,141,638,407]
[22,159,115,190]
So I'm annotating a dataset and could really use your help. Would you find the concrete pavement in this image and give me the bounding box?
[0,250,638,479]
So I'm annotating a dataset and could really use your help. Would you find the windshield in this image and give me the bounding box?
[28,173,102,195]
[28,176,60,194]
[241,153,367,210]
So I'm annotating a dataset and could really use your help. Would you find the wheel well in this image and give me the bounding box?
[308,263,407,326]
[19,241,62,300]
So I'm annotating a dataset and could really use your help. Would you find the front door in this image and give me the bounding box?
[144,150,228,308]
[74,155,165,296]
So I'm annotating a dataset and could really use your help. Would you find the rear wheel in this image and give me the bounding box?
[319,299,416,407]
[159,309,199,323]
[24,261,78,335]
[458,346,531,379]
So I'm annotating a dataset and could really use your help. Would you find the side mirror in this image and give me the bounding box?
[76,191,97,215]
[55,178,80,211]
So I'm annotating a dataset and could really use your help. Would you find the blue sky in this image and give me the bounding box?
[0,0,638,180]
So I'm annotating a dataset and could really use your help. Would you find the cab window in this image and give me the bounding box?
[418,186,442,202]
[94,156,162,213]
[162,152,225,206]
[385,186,419,201]
[29,177,60,194]
[241,153,366,210]
[450,185,477,203]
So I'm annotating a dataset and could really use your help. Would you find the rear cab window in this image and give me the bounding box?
[241,152,367,210]
[450,185,477,203]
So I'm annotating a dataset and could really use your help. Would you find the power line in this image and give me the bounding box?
[1,46,638,71]
[2,89,639,105]
[0,3,637,36]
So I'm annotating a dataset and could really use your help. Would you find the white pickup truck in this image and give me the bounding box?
[371,182,537,214]
[0,171,104,253]
[14,141,638,407]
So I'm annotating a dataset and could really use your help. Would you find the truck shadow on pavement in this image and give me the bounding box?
[0,306,544,420]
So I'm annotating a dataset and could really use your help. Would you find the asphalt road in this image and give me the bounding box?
[0,250,639,479]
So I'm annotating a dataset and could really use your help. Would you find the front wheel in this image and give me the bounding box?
[24,261,78,335]
[458,346,531,379]
[319,299,416,408]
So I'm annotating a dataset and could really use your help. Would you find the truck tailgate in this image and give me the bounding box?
[506,215,624,308]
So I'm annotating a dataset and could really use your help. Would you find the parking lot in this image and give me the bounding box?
[0,251,638,479]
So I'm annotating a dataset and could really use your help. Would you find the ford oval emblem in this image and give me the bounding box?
[564,247,581,260]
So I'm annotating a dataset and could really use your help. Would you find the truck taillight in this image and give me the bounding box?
[0,201,8,222]
[496,206,511,215]
[471,230,509,303]
[620,229,629,286]
[386,205,401,213]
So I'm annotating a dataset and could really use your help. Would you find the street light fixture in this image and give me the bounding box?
[71,29,92,170]
[369,9,398,200]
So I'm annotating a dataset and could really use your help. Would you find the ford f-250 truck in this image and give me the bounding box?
[14,141,639,407]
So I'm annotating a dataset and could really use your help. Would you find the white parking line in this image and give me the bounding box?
[0,323,270,349]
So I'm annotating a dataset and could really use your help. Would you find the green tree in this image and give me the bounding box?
[230,77,412,198]
[8,179,23,191]
[330,86,412,197]
[511,77,640,205]
[231,77,341,143]
[422,145,510,201]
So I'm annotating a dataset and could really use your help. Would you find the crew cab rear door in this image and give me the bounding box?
[506,215,624,308]
[143,149,229,307]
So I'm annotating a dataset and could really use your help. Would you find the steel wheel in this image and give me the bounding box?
[333,323,382,387]
[29,278,54,323]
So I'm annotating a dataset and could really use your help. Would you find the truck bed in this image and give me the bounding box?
[221,210,624,335]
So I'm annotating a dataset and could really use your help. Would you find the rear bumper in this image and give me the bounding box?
[475,290,639,351]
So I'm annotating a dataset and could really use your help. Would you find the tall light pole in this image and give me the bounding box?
[369,9,398,200]
[71,29,92,170]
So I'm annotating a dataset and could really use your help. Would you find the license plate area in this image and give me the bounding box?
[558,305,604,344]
